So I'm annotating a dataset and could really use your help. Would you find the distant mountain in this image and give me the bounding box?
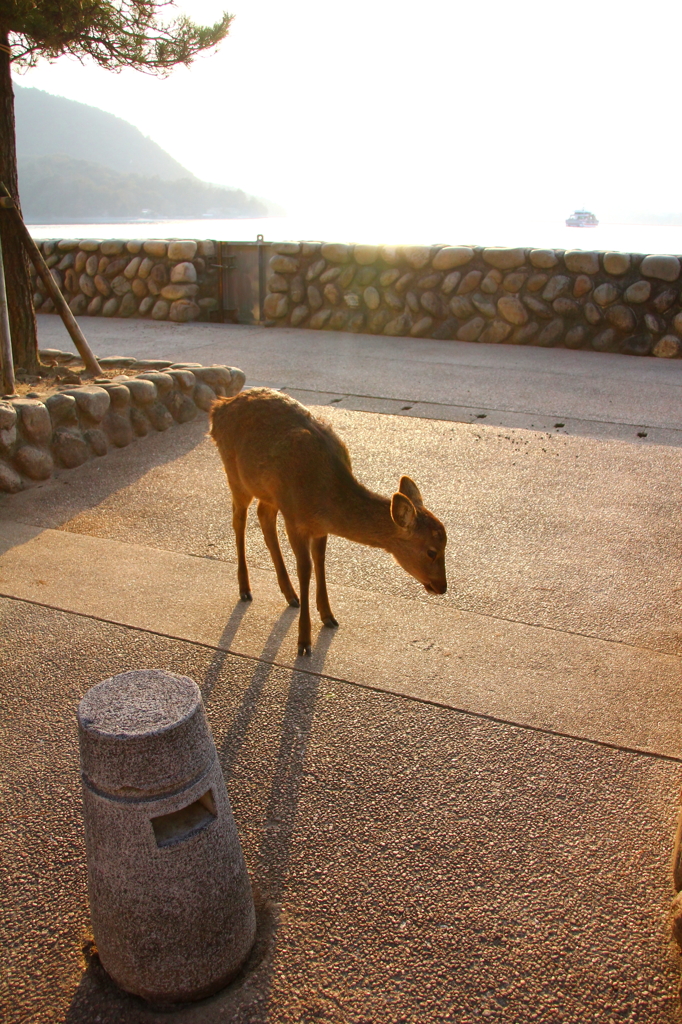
[19,155,269,222]
[12,85,274,221]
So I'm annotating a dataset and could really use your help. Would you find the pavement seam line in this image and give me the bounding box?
[4,592,681,767]
[1,522,678,660]
[282,386,682,433]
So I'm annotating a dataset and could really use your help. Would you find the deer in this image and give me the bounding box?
[209,388,447,656]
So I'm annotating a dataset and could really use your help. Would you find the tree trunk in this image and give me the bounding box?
[0,30,37,375]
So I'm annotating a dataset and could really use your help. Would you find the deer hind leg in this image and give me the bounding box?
[284,524,313,656]
[231,491,253,601]
[312,535,338,628]
[256,500,299,607]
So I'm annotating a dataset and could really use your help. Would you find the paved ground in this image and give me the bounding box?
[1,318,681,1022]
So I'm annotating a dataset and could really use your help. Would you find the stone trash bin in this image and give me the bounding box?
[77,670,256,1003]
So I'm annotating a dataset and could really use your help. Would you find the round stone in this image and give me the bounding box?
[306,259,326,282]
[263,293,289,319]
[592,328,618,352]
[384,314,411,336]
[100,240,124,256]
[102,298,119,317]
[169,300,201,323]
[379,269,401,287]
[380,246,401,265]
[652,288,677,313]
[323,284,340,306]
[502,272,526,293]
[353,245,379,265]
[137,257,154,280]
[79,273,97,298]
[307,285,323,310]
[161,284,199,301]
[95,275,112,297]
[13,445,53,480]
[290,277,305,303]
[0,460,22,492]
[290,305,309,326]
[640,255,681,281]
[269,274,289,293]
[432,247,474,270]
[309,309,332,329]
[329,310,347,330]
[672,312,682,336]
[605,305,636,331]
[321,243,350,264]
[603,252,631,275]
[573,275,592,298]
[481,270,502,294]
[78,240,102,252]
[338,265,355,289]
[527,273,549,292]
[269,255,299,274]
[410,317,434,337]
[52,428,89,468]
[564,251,599,274]
[368,309,391,333]
[497,295,528,325]
[529,250,558,269]
[482,248,526,270]
[168,240,198,261]
[126,240,143,254]
[584,302,602,324]
[645,313,665,334]
[138,296,155,316]
[88,296,103,315]
[119,293,138,318]
[363,287,380,310]
[480,320,512,343]
[565,325,587,349]
[344,292,361,309]
[271,242,301,255]
[132,278,148,299]
[456,317,485,342]
[457,270,483,295]
[441,271,462,295]
[553,297,579,316]
[513,322,540,345]
[593,283,619,306]
[419,292,440,317]
[14,399,52,445]
[69,294,88,316]
[537,318,565,347]
[623,281,650,304]
[85,255,99,277]
[403,246,432,270]
[653,335,682,358]
[151,300,170,320]
[472,294,496,318]
[170,262,197,284]
[394,273,414,294]
[124,257,142,280]
[111,275,132,297]
[143,240,168,258]
[542,275,570,301]
[449,295,474,318]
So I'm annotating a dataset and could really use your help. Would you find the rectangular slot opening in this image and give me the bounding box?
[151,789,217,848]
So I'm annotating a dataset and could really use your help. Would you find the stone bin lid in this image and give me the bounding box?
[77,670,215,801]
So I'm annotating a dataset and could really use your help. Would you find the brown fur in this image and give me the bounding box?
[210,387,447,655]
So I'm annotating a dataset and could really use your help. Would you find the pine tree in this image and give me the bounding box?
[0,1,232,373]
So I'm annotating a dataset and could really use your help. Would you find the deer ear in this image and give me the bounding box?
[399,475,423,508]
[391,491,417,531]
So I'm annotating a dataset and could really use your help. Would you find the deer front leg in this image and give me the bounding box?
[232,498,252,601]
[257,500,299,607]
[286,527,313,656]
[312,535,338,627]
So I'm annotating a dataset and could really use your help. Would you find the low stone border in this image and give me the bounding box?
[0,358,244,493]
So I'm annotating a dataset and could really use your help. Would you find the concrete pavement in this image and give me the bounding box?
[0,318,681,1022]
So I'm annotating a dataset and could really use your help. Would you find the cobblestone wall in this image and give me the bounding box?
[0,362,244,493]
[31,238,219,323]
[264,242,682,358]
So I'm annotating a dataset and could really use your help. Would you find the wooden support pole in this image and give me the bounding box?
[0,230,15,395]
[0,183,102,378]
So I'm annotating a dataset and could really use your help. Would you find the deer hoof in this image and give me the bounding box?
[322,616,339,628]
[298,642,312,656]
[288,597,300,608]
[240,590,253,602]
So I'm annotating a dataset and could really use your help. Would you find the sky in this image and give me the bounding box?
[13,0,682,226]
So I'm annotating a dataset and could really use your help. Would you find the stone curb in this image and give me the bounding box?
[0,358,245,494]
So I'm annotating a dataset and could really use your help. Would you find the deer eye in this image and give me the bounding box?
[427,548,437,560]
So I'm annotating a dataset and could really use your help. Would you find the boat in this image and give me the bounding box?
[566,209,599,228]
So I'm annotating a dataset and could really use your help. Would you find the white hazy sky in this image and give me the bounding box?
[13,0,682,222]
